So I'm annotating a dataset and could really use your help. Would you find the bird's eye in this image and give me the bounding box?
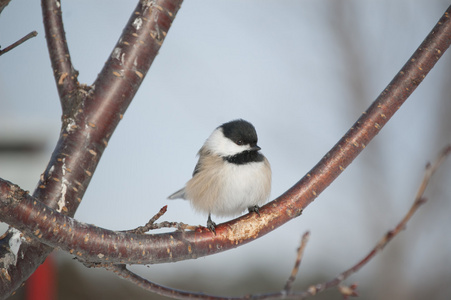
[236,140,243,145]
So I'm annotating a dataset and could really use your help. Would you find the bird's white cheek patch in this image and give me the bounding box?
[205,129,250,157]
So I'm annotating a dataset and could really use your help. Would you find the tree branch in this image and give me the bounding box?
[0,31,37,56]
[122,206,199,233]
[42,0,79,111]
[0,0,11,15]
[95,145,451,299]
[283,232,310,292]
[1,3,450,299]
[2,4,450,268]
[305,145,451,298]
[0,0,182,297]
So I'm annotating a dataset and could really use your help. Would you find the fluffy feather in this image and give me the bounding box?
[168,119,271,223]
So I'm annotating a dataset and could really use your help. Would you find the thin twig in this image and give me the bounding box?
[284,232,310,292]
[306,145,451,297]
[0,31,37,56]
[121,205,199,234]
[122,206,168,234]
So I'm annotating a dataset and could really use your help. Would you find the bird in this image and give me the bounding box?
[168,119,271,233]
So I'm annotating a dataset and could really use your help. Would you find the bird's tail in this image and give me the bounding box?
[167,188,186,200]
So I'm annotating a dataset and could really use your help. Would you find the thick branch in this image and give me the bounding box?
[0,0,182,297]
[1,6,450,268]
[0,0,11,15]
[42,0,79,109]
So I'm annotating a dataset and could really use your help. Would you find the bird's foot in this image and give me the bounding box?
[248,205,261,216]
[207,214,216,235]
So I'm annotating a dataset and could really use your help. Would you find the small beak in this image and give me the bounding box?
[251,144,261,151]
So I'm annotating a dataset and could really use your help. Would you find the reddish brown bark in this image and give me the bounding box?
[0,0,182,297]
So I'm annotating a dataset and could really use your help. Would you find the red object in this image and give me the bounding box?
[26,255,56,300]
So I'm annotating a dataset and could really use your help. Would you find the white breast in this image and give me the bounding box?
[213,160,271,216]
[185,155,271,217]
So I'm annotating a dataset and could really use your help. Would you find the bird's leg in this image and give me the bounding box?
[248,205,261,216]
[207,214,216,234]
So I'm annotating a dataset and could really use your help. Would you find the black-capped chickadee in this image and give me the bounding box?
[168,119,271,233]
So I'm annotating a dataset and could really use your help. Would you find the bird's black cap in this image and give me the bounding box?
[220,119,258,147]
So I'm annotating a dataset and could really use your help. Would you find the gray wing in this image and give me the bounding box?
[192,146,207,176]
[168,147,205,200]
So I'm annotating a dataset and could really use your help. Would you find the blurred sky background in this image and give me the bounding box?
[1,1,451,299]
